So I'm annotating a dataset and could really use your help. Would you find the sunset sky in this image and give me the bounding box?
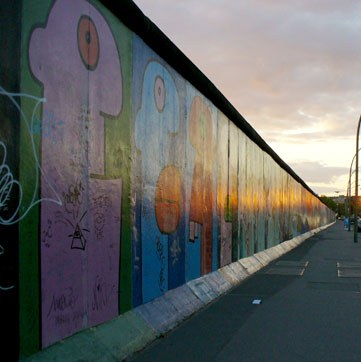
[133,0,361,196]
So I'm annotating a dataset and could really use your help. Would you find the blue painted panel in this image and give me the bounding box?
[134,58,181,302]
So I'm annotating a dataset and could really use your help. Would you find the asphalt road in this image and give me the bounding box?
[129,221,361,362]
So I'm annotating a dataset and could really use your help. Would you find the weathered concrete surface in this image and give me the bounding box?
[23,222,335,361]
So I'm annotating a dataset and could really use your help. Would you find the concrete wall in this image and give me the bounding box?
[0,0,334,359]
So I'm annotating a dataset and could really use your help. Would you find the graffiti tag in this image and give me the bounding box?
[92,275,114,311]
[156,236,166,292]
[63,180,84,216]
[42,219,53,248]
[64,210,89,251]
[92,194,111,240]
[46,287,78,318]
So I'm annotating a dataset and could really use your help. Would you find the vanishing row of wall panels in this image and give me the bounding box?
[0,0,334,358]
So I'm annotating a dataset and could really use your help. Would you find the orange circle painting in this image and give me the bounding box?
[78,15,100,70]
[155,166,182,234]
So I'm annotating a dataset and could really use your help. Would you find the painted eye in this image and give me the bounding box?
[77,15,99,70]
[154,76,165,112]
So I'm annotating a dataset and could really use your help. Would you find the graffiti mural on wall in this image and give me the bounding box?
[187,94,218,278]
[29,0,122,346]
[134,58,186,303]
[0,0,336,357]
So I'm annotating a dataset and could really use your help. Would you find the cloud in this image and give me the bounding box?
[289,161,348,184]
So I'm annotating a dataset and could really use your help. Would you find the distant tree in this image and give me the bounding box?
[320,196,338,213]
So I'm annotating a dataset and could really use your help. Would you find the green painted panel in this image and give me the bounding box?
[20,0,52,355]
[95,0,134,314]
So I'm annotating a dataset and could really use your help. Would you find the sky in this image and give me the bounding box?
[132,0,361,197]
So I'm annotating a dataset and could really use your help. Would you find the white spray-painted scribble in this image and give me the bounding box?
[0,86,62,225]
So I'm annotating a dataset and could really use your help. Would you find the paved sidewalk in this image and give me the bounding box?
[130,221,361,362]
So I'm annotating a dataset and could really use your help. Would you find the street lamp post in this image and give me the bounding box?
[346,147,361,231]
[354,115,361,243]
[347,171,354,231]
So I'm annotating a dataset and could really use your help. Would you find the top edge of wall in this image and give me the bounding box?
[99,0,325,203]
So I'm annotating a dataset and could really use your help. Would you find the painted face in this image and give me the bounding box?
[30,0,122,106]
[28,0,123,347]
[29,0,122,175]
